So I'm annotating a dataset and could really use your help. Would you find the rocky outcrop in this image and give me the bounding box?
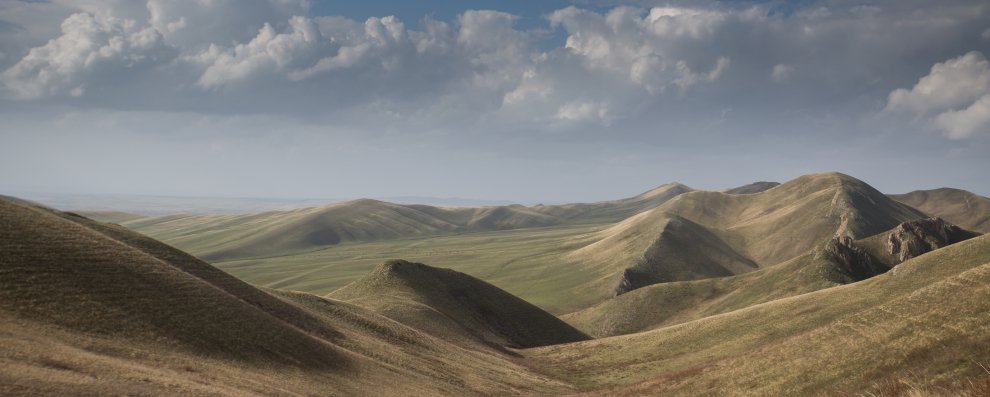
[824,236,887,281]
[886,217,978,263]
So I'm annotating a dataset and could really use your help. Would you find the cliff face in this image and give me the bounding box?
[886,217,979,263]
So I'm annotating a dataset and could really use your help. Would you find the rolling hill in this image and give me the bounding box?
[329,259,589,350]
[115,183,692,262]
[2,186,989,396]
[569,172,926,299]
[0,197,576,396]
[531,232,990,395]
[563,217,979,337]
[891,188,990,233]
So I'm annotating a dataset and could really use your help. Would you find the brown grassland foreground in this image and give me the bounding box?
[2,173,990,396]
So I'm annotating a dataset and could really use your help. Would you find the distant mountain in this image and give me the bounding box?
[569,172,925,301]
[117,183,693,261]
[16,192,340,215]
[723,181,779,194]
[890,188,990,233]
[376,196,516,207]
[564,217,978,337]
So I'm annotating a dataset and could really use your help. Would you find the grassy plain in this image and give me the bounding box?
[215,223,612,314]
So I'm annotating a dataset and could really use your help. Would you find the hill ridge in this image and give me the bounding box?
[329,259,590,349]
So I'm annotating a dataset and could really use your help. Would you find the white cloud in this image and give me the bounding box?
[886,51,990,115]
[934,94,990,139]
[1,0,989,137]
[0,11,173,98]
[886,51,990,138]
[548,6,731,95]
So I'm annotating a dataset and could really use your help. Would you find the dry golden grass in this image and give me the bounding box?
[891,188,990,234]
[0,198,576,396]
[529,233,990,396]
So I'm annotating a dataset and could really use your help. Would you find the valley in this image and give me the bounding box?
[3,172,989,396]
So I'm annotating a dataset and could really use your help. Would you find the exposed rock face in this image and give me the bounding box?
[824,236,887,281]
[886,217,977,263]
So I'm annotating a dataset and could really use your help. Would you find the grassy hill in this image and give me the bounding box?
[569,172,926,299]
[891,188,990,233]
[563,217,978,337]
[329,259,589,350]
[111,172,941,315]
[2,191,989,396]
[0,197,576,396]
[118,184,692,262]
[530,232,990,395]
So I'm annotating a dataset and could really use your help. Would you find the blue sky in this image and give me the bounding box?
[0,0,988,202]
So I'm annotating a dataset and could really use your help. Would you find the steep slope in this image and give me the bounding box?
[532,233,990,396]
[565,217,978,337]
[571,172,926,298]
[723,181,779,194]
[0,198,576,396]
[891,187,990,233]
[329,260,590,350]
[0,198,347,368]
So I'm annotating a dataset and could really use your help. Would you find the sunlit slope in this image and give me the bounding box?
[121,184,691,262]
[891,187,990,233]
[564,217,978,337]
[0,198,575,396]
[329,260,590,350]
[531,233,990,396]
[570,172,925,298]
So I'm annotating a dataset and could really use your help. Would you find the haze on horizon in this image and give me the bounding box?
[1,0,989,203]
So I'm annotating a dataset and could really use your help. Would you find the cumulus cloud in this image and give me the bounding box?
[1,0,989,137]
[934,94,990,139]
[886,51,990,138]
[547,6,731,95]
[0,11,174,98]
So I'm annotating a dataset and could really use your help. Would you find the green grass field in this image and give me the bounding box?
[214,223,612,314]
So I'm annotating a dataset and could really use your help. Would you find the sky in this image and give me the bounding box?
[1,0,989,203]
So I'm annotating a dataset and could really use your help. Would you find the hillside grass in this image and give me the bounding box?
[214,223,612,314]
[528,234,990,396]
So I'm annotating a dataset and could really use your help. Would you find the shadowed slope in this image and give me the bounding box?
[891,188,990,233]
[565,217,978,337]
[602,214,758,295]
[329,260,590,349]
[0,198,578,396]
[531,233,990,396]
[571,172,925,298]
[0,198,347,368]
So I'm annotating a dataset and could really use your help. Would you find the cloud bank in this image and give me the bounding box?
[0,0,988,201]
